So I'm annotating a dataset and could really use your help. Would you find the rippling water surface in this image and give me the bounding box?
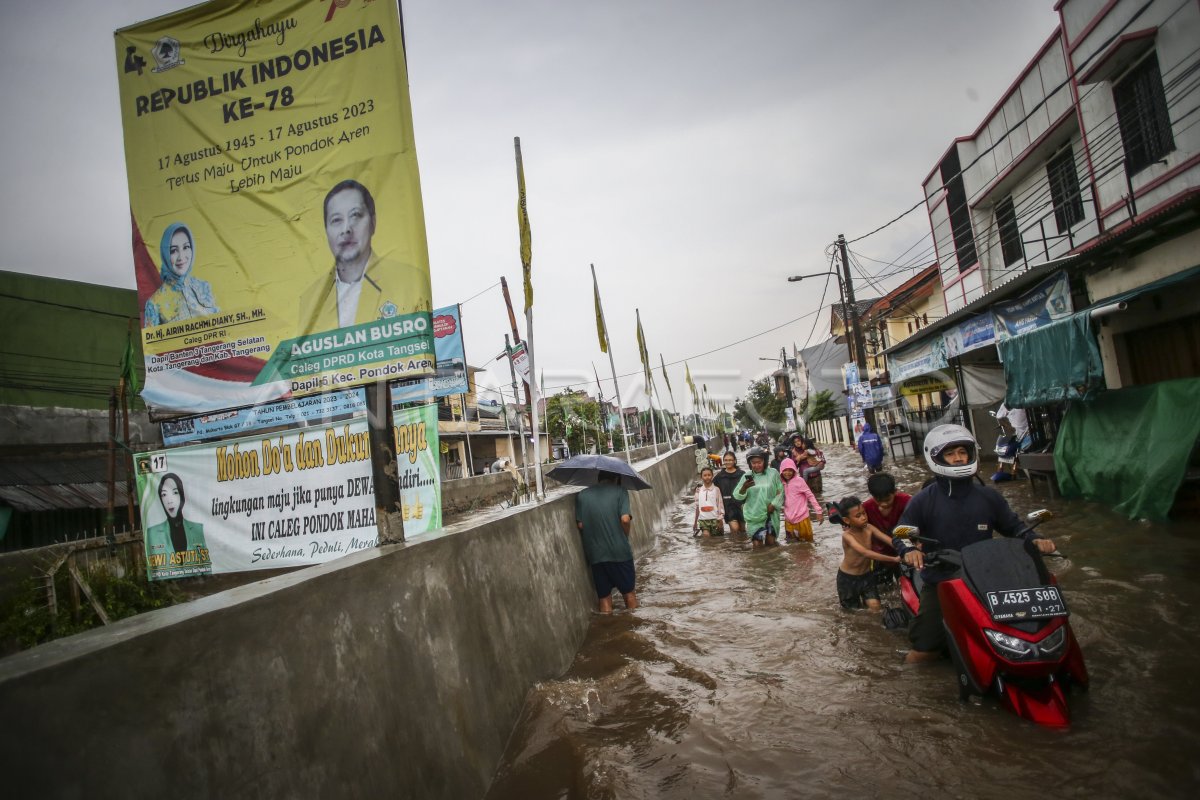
[486,448,1200,799]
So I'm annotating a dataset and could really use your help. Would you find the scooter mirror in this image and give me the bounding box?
[893,524,918,539]
[1026,509,1053,522]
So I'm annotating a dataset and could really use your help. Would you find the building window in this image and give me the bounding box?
[1114,52,1175,176]
[940,148,978,272]
[996,195,1024,266]
[1046,146,1084,233]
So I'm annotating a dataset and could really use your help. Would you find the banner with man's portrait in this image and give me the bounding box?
[115,0,434,416]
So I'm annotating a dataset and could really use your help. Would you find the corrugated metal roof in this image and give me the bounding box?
[0,482,130,513]
[0,453,130,512]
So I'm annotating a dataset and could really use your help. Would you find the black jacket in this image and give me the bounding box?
[893,476,1037,583]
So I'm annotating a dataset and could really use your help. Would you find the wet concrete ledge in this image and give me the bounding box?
[0,445,697,799]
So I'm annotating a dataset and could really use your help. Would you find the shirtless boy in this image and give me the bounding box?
[835,495,901,611]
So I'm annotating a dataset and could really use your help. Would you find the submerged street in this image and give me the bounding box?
[488,448,1200,800]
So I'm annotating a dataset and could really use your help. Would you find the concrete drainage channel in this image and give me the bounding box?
[0,445,698,799]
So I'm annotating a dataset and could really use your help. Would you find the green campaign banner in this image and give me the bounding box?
[392,402,442,535]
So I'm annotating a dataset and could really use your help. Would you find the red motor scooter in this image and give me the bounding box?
[893,511,1089,728]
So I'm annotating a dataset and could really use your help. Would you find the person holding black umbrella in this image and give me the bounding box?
[575,471,638,613]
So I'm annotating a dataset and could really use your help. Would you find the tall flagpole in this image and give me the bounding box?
[660,354,683,447]
[515,137,544,499]
[636,308,658,458]
[591,362,607,454]
[592,264,632,463]
[649,371,674,450]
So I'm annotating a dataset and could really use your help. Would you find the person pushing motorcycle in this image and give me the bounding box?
[892,424,1057,664]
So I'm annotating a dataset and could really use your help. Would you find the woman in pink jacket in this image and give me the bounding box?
[779,458,824,542]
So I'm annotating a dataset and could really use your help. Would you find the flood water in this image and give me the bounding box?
[486,447,1200,799]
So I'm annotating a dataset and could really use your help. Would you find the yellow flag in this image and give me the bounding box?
[659,354,672,394]
[685,362,695,393]
[515,137,533,311]
[636,309,653,395]
[592,266,608,353]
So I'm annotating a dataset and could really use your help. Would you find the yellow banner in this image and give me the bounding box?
[898,374,957,397]
[115,0,433,415]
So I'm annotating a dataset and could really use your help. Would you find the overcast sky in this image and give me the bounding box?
[0,0,1057,415]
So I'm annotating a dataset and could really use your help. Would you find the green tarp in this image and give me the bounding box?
[1055,377,1200,521]
[999,312,1105,408]
[0,271,142,410]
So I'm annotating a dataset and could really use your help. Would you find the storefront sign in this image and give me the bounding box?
[898,374,957,397]
[992,272,1073,341]
[888,335,948,381]
[944,314,997,357]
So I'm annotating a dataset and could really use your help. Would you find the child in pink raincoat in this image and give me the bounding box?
[779,457,824,542]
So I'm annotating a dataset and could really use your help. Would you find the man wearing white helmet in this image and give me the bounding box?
[892,424,1057,664]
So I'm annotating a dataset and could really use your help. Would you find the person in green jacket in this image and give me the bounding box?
[144,473,212,579]
[733,447,783,547]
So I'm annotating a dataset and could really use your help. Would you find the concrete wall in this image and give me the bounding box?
[441,469,518,514]
[0,445,696,800]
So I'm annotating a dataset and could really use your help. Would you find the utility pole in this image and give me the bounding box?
[780,346,796,428]
[837,233,876,430]
[366,381,405,544]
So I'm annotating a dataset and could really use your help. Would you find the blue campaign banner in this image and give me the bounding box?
[161,389,367,446]
[888,335,948,381]
[992,272,1073,341]
[390,305,469,405]
[944,314,997,358]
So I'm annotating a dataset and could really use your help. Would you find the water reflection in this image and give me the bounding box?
[487,449,1200,799]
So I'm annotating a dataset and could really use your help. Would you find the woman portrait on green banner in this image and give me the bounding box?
[143,222,220,326]
[144,472,211,577]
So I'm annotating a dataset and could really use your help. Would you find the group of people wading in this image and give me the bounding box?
[693,433,826,546]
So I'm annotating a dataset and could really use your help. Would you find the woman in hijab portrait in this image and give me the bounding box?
[143,222,219,326]
[144,472,211,576]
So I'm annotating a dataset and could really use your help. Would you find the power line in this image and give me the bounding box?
[538,306,823,393]
[844,0,1185,249]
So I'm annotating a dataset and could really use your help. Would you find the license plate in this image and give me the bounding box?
[984,586,1069,621]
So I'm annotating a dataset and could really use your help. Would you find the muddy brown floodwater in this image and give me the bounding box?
[485,446,1200,800]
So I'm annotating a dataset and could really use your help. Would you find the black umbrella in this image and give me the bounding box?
[547,454,653,490]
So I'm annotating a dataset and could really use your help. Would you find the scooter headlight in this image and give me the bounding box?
[1036,626,1066,657]
[984,628,1037,661]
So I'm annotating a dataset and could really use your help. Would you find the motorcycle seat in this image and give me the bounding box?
[960,537,1049,600]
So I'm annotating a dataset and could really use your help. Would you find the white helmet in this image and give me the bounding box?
[922,424,979,479]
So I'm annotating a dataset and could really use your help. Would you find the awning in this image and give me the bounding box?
[998,313,1104,407]
[960,364,1007,407]
[997,263,1200,408]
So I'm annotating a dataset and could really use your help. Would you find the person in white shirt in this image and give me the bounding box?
[693,466,726,538]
